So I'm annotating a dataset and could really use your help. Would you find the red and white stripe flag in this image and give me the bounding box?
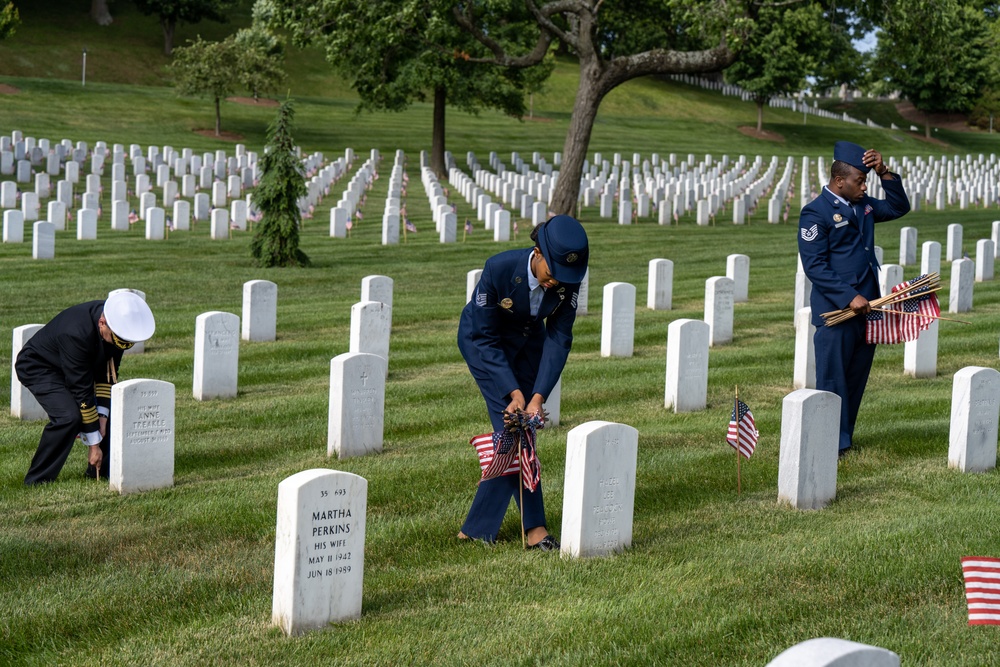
[471,432,520,479]
[866,274,940,345]
[961,556,1000,625]
[727,399,758,459]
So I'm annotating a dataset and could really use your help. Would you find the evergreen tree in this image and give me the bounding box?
[250,101,310,268]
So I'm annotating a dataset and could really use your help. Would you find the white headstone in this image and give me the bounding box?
[664,319,709,413]
[542,375,560,427]
[704,276,735,347]
[560,421,638,558]
[899,227,917,266]
[466,269,483,303]
[948,366,1000,473]
[327,352,386,459]
[921,240,941,277]
[349,301,391,363]
[32,221,55,260]
[439,212,456,243]
[646,258,673,310]
[272,469,367,635]
[210,208,229,239]
[361,275,393,309]
[381,213,399,245]
[794,271,812,328]
[904,320,938,379]
[778,388,840,510]
[145,207,165,240]
[193,311,240,400]
[878,263,903,297]
[949,258,974,313]
[793,307,816,389]
[3,209,24,243]
[194,193,209,221]
[173,200,190,231]
[577,269,589,316]
[600,282,636,357]
[11,324,46,419]
[975,239,994,282]
[493,209,510,242]
[76,209,97,240]
[946,223,963,261]
[726,254,750,303]
[242,280,278,342]
[109,379,175,495]
[765,637,900,667]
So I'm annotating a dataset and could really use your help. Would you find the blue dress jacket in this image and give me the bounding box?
[458,248,580,401]
[798,175,910,326]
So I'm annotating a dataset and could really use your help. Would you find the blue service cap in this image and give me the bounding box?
[538,215,589,284]
[833,140,870,174]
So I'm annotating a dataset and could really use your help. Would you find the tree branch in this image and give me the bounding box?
[451,1,555,67]
[602,43,737,94]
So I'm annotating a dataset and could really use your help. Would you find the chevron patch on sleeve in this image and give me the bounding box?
[475,289,487,307]
[571,292,578,308]
[800,224,819,242]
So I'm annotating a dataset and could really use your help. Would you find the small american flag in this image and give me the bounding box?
[471,413,543,492]
[727,399,758,459]
[465,218,473,233]
[961,557,1000,625]
[404,218,416,233]
[866,274,940,345]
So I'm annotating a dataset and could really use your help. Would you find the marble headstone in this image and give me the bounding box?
[349,301,391,363]
[601,282,636,357]
[647,258,673,311]
[777,389,840,510]
[32,221,55,260]
[327,352,386,459]
[10,324,46,419]
[242,280,277,342]
[704,276,734,347]
[765,638,900,667]
[664,319,709,413]
[948,366,1000,473]
[110,379,175,494]
[193,311,240,400]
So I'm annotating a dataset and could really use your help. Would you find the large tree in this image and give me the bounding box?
[250,100,310,268]
[724,2,830,132]
[454,0,750,214]
[169,36,240,135]
[133,0,233,55]
[873,0,991,137]
[262,0,552,177]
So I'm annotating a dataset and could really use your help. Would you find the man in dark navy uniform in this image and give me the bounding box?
[798,141,910,456]
[16,291,155,484]
[457,214,589,550]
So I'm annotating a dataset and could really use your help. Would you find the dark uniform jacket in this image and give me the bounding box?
[15,300,123,438]
[458,248,580,401]
[798,174,910,326]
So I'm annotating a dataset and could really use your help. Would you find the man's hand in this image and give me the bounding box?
[849,294,871,315]
[87,444,103,471]
[863,149,888,177]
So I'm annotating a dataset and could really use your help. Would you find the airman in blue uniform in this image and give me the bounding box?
[457,215,589,550]
[798,141,910,455]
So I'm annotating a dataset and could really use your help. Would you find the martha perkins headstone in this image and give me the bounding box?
[272,469,368,636]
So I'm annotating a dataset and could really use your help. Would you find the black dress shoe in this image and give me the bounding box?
[527,535,560,551]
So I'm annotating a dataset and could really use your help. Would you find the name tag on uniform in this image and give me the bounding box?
[834,220,849,229]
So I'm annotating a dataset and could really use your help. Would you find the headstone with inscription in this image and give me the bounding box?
[601,282,636,357]
[193,311,240,400]
[242,280,277,342]
[664,319,709,413]
[361,275,393,310]
[272,469,367,636]
[349,301,391,363]
[560,420,638,558]
[11,324,46,420]
[778,388,840,510]
[948,366,1000,473]
[327,352,386,459]
[110,379,174,495]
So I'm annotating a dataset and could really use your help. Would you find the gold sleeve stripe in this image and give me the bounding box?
[95,384,112,398]
[80,407,99,422]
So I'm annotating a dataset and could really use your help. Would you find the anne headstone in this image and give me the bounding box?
[110,379,174,495]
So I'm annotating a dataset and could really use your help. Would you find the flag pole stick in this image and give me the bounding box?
[735,385,741,497]
[872,307,971,325]
[518,432,526,550]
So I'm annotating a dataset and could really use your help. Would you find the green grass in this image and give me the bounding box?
[3,8,1000,664]
[2,147,1000,665]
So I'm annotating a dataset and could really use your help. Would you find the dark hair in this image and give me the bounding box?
[831,160,855,180]
[530,221,542,246]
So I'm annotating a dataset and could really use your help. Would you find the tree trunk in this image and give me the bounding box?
[215,96,222,136]
[90,0,113,26]
[431,86,447,178]
[925,122,931,139]
[757,98,765,132]
[549,60,607,216]
[162,18,176,56]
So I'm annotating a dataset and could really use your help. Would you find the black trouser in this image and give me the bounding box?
[17,378,109,484]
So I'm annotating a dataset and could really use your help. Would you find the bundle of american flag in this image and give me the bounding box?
[821,273,941,345]
[961,556,1000,625]
[470,410,543,492]
[727,399,758,459]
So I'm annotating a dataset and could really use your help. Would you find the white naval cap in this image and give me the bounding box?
[104,291,155,342]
